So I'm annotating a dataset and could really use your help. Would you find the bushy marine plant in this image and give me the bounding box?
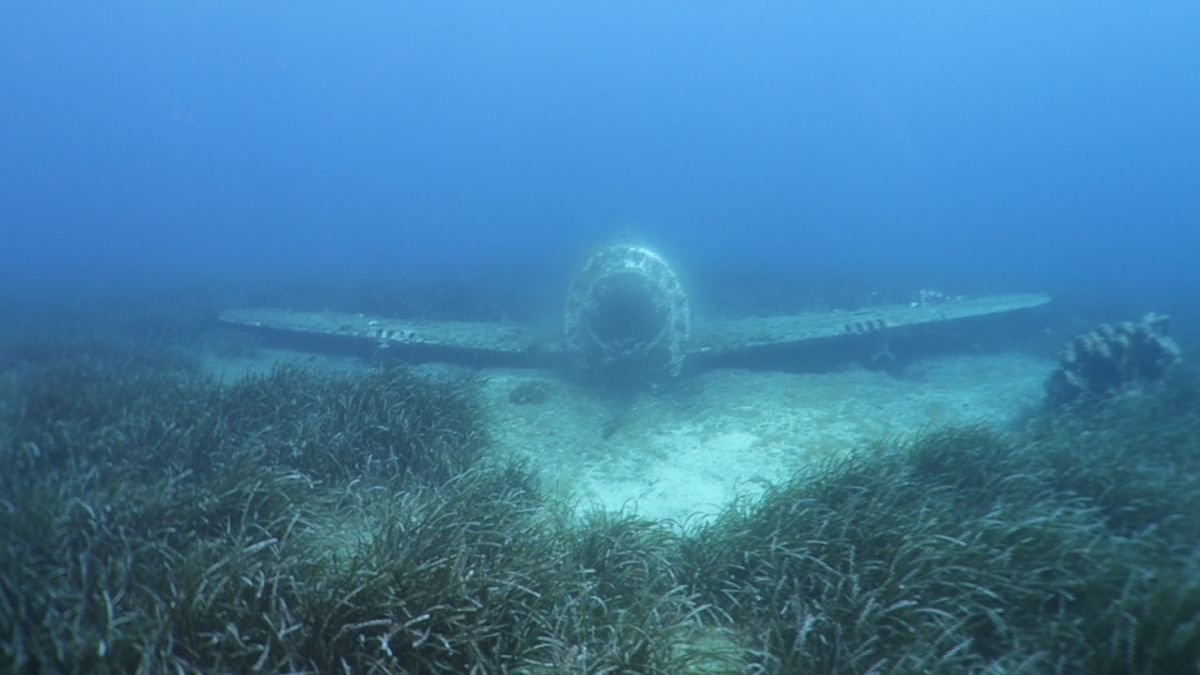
[0,338,732,675]
[5,323,1200,675]
[0,341,507,674]
[681,403,1200,674]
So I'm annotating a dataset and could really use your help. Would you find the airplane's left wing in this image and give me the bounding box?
[219,307,564,357]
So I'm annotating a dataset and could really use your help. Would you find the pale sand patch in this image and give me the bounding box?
[482,352,1055,524]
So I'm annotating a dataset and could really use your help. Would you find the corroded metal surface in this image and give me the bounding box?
[218,307,562,356]
[690,293,1052,355]
[221,293,1049,364]
[563,243,691,385]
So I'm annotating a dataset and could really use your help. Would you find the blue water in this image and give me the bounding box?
[2,2,1198,316]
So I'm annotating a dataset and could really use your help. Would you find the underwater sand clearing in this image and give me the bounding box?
[480,351,1055,522]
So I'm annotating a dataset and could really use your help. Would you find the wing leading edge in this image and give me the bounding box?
[690,293,1051,355]
[220,292,1049,359]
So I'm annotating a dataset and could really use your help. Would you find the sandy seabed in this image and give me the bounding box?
[480,352,1054,523]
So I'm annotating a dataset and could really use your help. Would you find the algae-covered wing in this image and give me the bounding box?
[691,293,1052,355]
[218,307,562,357]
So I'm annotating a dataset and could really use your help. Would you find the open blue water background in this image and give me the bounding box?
[2,2,1197,317]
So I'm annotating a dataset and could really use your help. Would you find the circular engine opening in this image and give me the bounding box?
[587,272,667,348]
[564,243,690,386]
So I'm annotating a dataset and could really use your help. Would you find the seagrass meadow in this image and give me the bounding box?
[2,304,1200,675]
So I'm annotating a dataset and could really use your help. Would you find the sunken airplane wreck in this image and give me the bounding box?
[220,243,1051,387]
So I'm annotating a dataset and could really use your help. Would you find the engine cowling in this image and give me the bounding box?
[564,243,690,387]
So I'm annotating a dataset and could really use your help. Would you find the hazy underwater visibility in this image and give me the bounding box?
[2,3,1200,674]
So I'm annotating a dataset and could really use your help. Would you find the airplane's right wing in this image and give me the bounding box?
[690,293,1051,356]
